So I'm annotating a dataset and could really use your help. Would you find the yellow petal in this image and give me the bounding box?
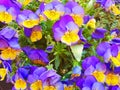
[44,10,62,20]
[106,73,119,86]
[23,19,39,28]
[86,19,96,29]
[44,86,56,90]
[1,47,18,60]
[92,71,105,83]
[0,11,12,23]
[61,31,79,45]
[0,68,7,81]
[111,5,120,15]
[30,80,42,90]
[15,79,27,89]
[30,30,42,42]
[64,86,73,90]
[111,56,120,67]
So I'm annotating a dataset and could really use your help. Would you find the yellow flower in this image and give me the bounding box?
[44,86,56,90]
[0,68,7,81]
[30,80,42,90]
[14,79,27,89]
[86,19,96,29]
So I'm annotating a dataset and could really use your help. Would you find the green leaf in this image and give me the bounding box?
[70,44,83,62]
[55,55,60,70]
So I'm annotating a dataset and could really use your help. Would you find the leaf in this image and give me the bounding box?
[70,44,83,62]
[55,55,60,70]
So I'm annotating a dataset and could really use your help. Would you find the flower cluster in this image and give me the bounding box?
[0,0,120,90]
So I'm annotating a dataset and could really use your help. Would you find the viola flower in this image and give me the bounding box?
[22,46,49,66]
[92,28,107,39]
[43,1,65,20]
[97,42,120,67]
[12,67,29,90]
[96,0,120,15]
[36,2,47,22]
[82,56,106,83]
[16,10,39,28]
[0,27,20,60]
[53,15,82,45]
[0,0,20,24]
[65,1,84,27]
[27,67,64,90]
[24,25,42,42]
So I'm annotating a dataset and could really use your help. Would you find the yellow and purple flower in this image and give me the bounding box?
[27,67,64,90]
[53,15,84,45]
[16,10,39,28]
[65,1,84,27]
[0,27,20,60]
[96,0,120,15]
[0,0,20,23]
[43,1,65,20]
[22,46,49,65]
[24,25,42,42]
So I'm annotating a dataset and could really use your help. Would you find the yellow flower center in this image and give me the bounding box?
[22,19,39,28]
[71,14,83,27]
[30,30,42,42]
[44,10,62,20]
[0,11,12,23]
[61,31,79,45]
[1,47,18,60]
[106,73,119,86]
[44,86,56,90]
[30,80,42,90]
[0,68,7,81]
[14,79,27,89]
[92,70,105,82]
[110,52,120,67]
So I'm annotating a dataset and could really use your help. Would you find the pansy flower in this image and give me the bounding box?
[0,27,20,60]
[96,0,120,15]
[82,56,106,83]
[65,1,84,27]
[53,15,83,45]
[12,67,29,90]
[97,42,120,67]
[0,0,20,23]
[24,25,42,42]
[43,1,65,20]
[16,10,39,28]
[22,46,49,65]
[27,67,64,90]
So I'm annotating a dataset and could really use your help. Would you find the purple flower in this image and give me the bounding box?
[24,25,42,42]
[22,46,49,66]
[43,1,65,20]
[0,0,20,23]
[92,28,107,39]
[65,1,84,26]
[52,15,81,45]
[16,10,39,28]
[27,67,64,90]
[0,27,20,60]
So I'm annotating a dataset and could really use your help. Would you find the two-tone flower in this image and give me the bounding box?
[16,10,39,28]
[0,27,20,60]
[22,46,49,65]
